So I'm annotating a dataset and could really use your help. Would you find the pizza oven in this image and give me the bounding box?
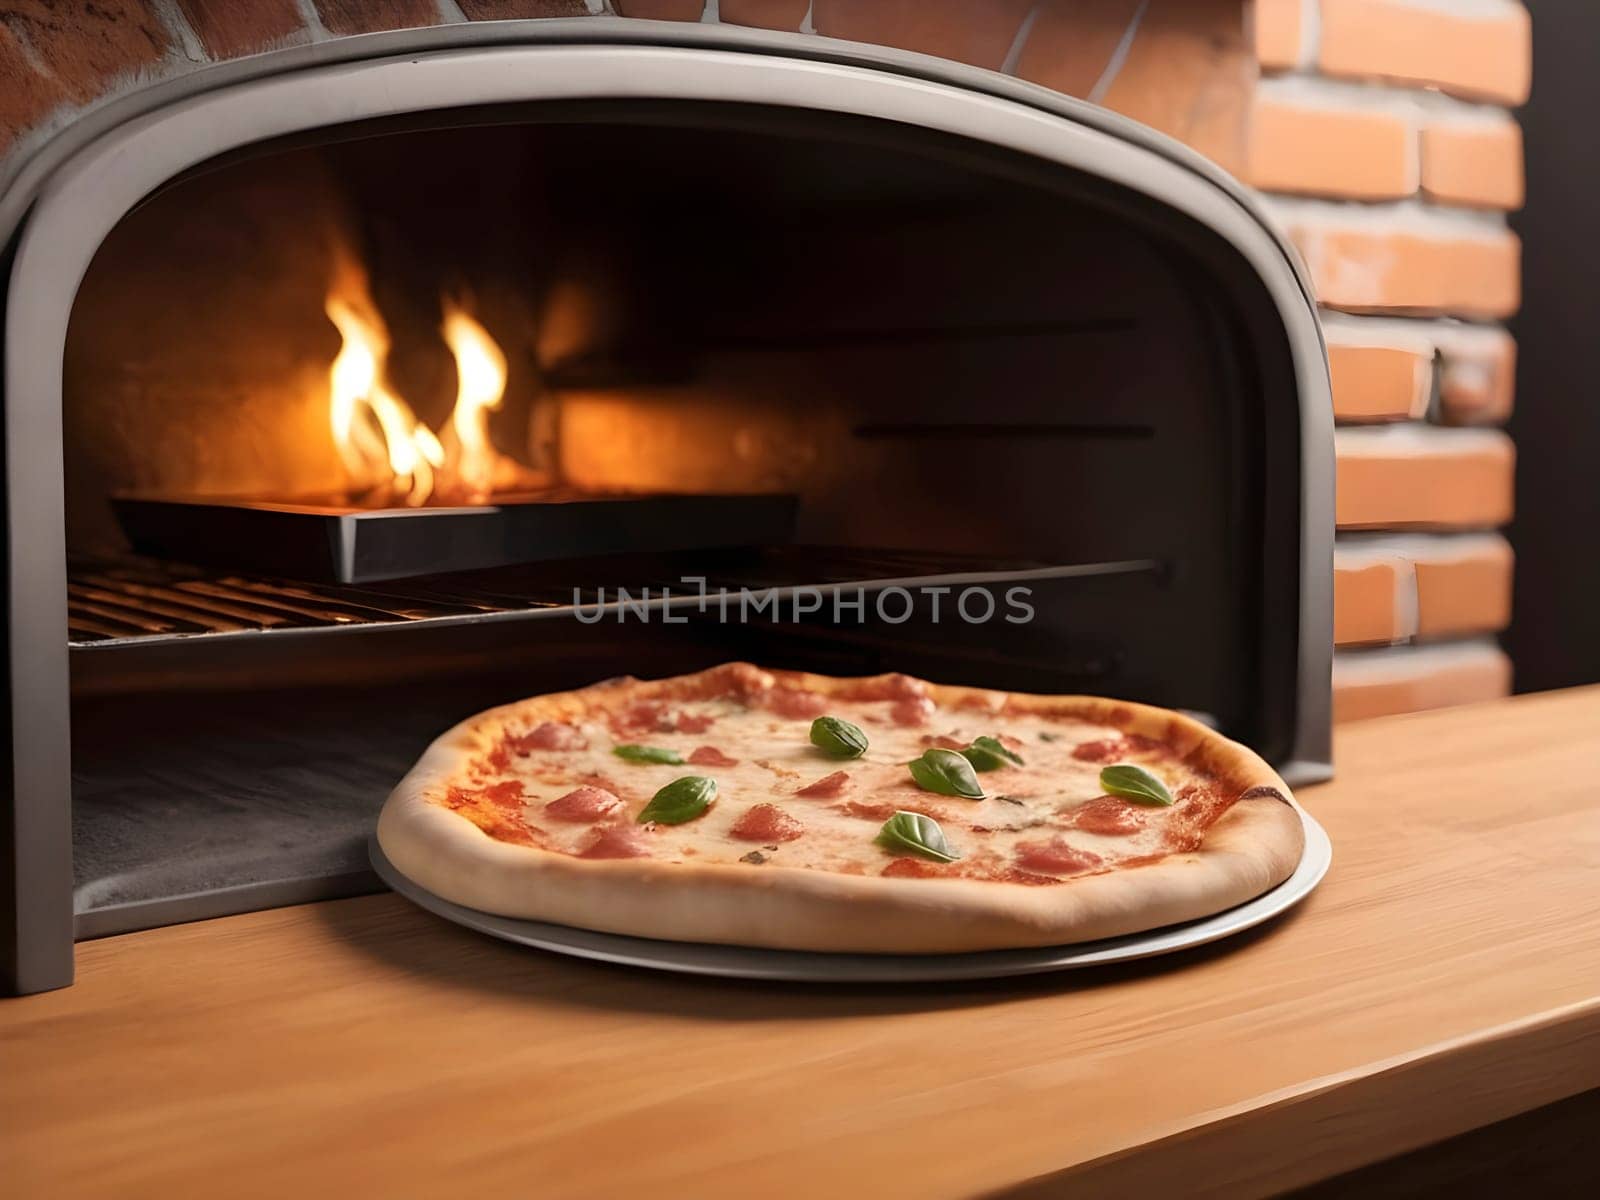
[1,23,1331,995]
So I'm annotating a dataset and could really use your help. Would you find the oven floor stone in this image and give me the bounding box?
[70,686,479,937]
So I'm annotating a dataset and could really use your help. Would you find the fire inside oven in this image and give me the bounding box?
[61,109,1282,938]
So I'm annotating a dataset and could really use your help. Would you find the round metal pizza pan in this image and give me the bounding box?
[369,807,1330,982]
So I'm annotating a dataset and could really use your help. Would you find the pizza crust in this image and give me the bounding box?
[377,667,1306,954]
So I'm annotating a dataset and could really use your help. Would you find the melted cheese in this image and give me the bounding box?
[453,688,1226,884]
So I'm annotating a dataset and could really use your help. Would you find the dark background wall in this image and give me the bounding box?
[1506,1,1600,692]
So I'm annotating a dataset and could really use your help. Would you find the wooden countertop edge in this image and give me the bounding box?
[1009,997,1600,1198]
[12,687,1600,1198]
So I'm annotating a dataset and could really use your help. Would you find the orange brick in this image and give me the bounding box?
[313,0,440,34]
[1014,1,1148,96]
[718,0,811,28]
[0,0,171,156]
[1090,0,1254,175]
[1334,554,1411,645]
[612,0,703,18]
[1421,118,1525,210]
[177,0,307,57]
[1253,0,1303,70]
[1019,0,1253,174]
[1276,210,1520,317]
[1335,428,1514,529]
[1433,324,1516,425]
[1327,341,1431,422]
[1414,535,1513,637]
[1248,97,1415,200]
[1332,641,1511,722]
[1318,0,1531,105]
[458,1,589,16]
[813,0,1036,70]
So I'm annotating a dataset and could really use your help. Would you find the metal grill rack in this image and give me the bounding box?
[68,550,1164,649]
[68,548,1166,936]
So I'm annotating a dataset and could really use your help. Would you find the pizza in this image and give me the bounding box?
[377,663,1305,954]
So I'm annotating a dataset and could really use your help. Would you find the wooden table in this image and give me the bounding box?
[5,688,1600,1198]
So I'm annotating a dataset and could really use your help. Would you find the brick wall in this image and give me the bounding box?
[0,2,1530,722]
[1248,0,1527,719]
[0,3,1257,174]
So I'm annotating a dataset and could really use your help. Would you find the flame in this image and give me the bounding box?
[441,300,508,503]
[324,267,510,507]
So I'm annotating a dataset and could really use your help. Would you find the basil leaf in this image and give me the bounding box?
[1099,763,1175,806]
[637,776,717,824]
[810,715,868,759]
[875,810,960,863]
[907,748,986,800]
[960,735,1025,771]
[613,744,683,765]
[976,735,1024,765]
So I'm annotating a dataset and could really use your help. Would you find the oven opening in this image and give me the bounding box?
[62,104,1275,936]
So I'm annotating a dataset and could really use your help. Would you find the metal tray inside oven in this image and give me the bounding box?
[112,490,800,583]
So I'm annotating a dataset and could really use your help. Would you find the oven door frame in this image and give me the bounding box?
[0,20,1332,994]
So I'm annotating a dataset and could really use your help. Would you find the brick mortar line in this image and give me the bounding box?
[1330,425,1509,436]
[1087,0,1149,104]
[1334,423,1512,448]
[998,2,1043,78]
[147,0,209,65]
[1256,76,1516,130]
[1262,194,1510,239]
[1332,638,1507,667]
[1260,190,1520,224]
[1296,0,1320,70]
[1320,312,1509,335]
[1352,0,1524,19]
[1334,531,1510,562]
[293,0,333,41]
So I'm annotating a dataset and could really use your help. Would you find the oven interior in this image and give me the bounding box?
[60,103,1303,936]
